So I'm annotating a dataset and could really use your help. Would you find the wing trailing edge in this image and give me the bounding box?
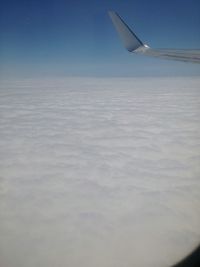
[108,11,200,64]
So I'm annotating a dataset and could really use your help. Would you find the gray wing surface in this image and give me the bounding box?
[109,11,200,64]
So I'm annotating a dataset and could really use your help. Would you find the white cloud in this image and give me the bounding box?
[0,77,200,267]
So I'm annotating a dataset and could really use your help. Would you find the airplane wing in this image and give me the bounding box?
[109,11,200,64]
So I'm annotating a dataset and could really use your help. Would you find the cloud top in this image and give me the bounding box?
[0,77,200,267]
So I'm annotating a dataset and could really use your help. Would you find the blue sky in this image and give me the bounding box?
[0,0,200,78]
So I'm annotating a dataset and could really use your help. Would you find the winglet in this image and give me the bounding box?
[108,11,144,52]
[108,11,200,64]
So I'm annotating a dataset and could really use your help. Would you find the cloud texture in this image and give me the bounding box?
[0,77,200,267]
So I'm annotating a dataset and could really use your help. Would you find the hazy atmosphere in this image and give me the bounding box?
[0,0,200,267]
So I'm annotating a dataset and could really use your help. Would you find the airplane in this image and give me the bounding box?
[108,11,200,64]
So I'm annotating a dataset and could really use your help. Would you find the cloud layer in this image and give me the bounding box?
[0,77,200,267]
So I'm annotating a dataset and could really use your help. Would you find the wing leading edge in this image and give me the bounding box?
[109,11,200,64]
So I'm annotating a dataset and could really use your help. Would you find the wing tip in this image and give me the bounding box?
[108,11,144,52]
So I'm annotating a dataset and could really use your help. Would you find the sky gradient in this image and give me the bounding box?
[0,0,200,78]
